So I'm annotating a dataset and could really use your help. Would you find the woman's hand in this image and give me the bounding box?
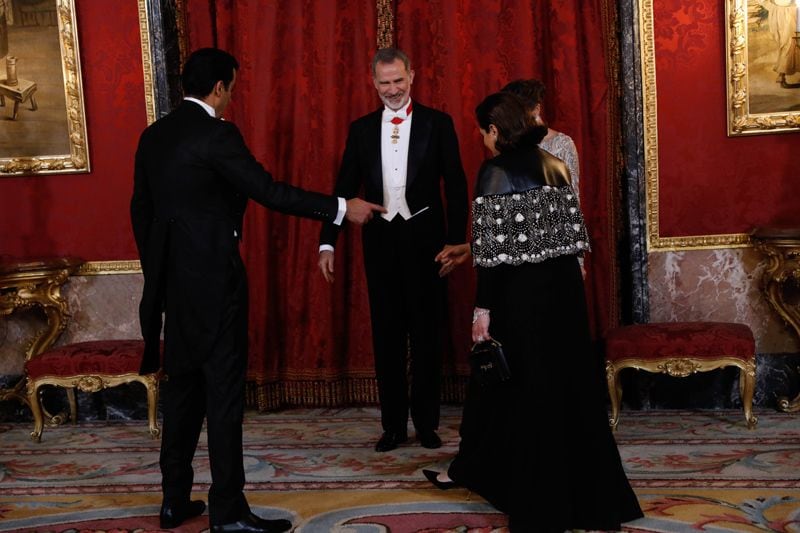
[471,307,491,343]
[435,243,471,277]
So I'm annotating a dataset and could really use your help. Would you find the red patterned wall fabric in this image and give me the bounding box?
[654,0,800,236]
[184,1,622,407]
[395,0,622,344]
[184,1,381,400]
[0,0,146,260]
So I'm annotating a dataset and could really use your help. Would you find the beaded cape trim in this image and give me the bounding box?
[472,185,590,267]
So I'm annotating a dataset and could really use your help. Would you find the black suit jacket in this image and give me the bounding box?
[132,101,338,374]
[319,102,467,248]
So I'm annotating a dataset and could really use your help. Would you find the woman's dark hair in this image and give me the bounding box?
[501,79,546,110]
[181,48,240,98]
[475,92,546,153]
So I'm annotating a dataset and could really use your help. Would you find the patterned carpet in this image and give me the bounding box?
[0,406,798,532]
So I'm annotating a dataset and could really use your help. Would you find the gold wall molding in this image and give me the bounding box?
[639,0,750,252]
[0,0,90,176]
[74,3,153,275]
[137,0,157,125]
[376,0,394,49]
[77,261,141,276]
[725,0,800,135]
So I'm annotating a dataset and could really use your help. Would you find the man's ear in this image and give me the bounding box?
[213,80,225,96]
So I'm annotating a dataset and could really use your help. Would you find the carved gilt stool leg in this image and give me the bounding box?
[740,360,757,429]
[66,387,77,424]
[26,379,44,442]
[606,361,622,431]
[24,340,162,440]
[143,374,161,439]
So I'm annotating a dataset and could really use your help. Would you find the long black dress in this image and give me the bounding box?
[447,148,643,532]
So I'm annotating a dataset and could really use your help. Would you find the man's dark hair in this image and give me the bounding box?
[181,48,239,98]
[371,48,411,77]
[501,79,546,111]
[475,92,546,153]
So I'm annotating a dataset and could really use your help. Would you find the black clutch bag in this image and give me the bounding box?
[469,339,510,386]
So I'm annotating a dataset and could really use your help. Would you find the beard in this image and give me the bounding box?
[380,92,408,111]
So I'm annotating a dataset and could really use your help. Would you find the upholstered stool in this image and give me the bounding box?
[605,322,757,430]
[24,340,160,442]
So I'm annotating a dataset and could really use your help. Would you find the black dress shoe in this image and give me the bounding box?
[418,430,442,449]
[211,512,292,533]
[159,499,206,528]
[422,469,458,490]
[374,431,408,452]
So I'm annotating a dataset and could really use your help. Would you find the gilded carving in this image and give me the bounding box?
[0,258,83,407]
[658,359,701,377]
[137,0,157,125]
[0,258,83,361]
[606,355,757,430]
[78,261,142,276]
[27,371,161,442]
[752,230,800,412]
[76,375,103,393]
[0,0,89,176]
[639,0,752,251]
[725,0,800,136]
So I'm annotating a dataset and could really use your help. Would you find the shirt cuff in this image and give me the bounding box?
[333,197,346,226]
[319,244,334,253]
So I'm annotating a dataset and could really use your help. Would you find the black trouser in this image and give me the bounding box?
[362,212,445,434]
[160,253,250,525]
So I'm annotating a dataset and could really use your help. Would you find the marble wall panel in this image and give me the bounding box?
[0,273,143,376]
[648,248,799,353]
[643,248,800,410]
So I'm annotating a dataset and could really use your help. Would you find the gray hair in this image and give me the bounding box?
[371,48,411,77]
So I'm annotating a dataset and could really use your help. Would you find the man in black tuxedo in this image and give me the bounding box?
[131,48,383,533]
[318,48,468,453]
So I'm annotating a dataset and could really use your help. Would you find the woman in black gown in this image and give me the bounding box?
[425,92,643,532]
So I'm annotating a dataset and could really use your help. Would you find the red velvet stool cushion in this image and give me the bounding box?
[25,340,146,378]
[605,322,755,361]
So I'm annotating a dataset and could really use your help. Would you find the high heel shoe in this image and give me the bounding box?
[422,469,458,490]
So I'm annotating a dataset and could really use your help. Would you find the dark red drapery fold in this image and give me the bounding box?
[183,0,621,408]
[395,0,622,347]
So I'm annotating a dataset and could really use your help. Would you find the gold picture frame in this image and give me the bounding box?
[639,0,751,251]
[0,0,89,176]
[726,0,800,136]
[138,0,157,126]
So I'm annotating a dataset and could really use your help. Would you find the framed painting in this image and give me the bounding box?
[0,0,89,175]
[727,0,800,135]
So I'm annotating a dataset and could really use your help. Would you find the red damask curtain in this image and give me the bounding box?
[184,1,381,409]
[396,0,622,349]
[182,0,621,409]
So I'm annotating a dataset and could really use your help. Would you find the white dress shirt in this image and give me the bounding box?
[380,101,414,221]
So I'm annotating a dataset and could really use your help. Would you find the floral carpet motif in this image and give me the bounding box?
[0,407,799,532]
